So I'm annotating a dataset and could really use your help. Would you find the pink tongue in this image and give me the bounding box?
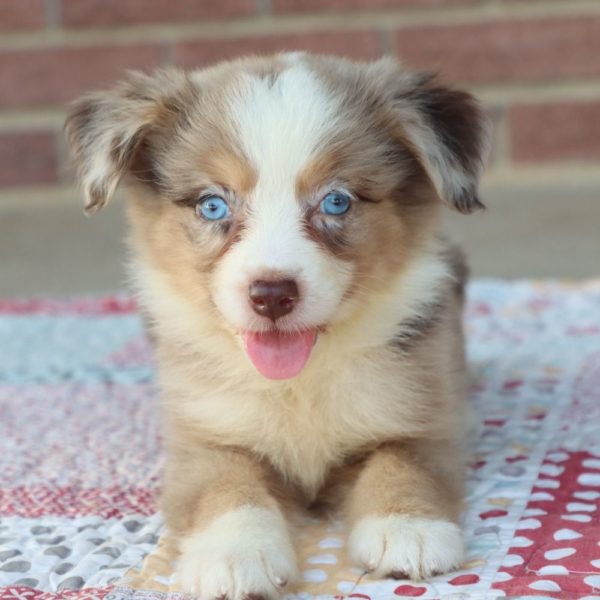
[242,330,317,380]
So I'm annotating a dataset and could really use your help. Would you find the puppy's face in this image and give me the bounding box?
[66,54,489,380]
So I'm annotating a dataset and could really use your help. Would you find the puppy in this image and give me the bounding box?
[66,53,489,600]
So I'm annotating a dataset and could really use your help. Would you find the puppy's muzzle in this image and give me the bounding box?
[249,279,299,321]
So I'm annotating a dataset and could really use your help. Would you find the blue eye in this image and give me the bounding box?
[319,191,351,215]
[197,195,230,221]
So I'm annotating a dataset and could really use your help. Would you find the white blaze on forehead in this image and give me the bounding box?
[229,60,340,193]
[225,59,344,274]
[211,61,353,331]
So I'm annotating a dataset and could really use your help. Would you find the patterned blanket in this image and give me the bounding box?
[1,281,600,600]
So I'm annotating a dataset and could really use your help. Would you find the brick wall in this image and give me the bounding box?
[1,0,599,194]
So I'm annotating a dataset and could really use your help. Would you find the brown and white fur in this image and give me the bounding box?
[65,53,490,600]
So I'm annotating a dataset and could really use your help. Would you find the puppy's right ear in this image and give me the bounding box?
[65,69,192,214]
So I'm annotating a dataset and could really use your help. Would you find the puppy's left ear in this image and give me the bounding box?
[379,63,491,214]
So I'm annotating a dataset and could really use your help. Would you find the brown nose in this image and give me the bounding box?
[248,279,299,321]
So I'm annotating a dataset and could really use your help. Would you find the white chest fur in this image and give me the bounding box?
[144,248,455,496]
[164,336,437,497]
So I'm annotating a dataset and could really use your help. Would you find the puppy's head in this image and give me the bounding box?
[66,54,490,380]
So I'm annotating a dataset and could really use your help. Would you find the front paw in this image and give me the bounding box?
[176,506,297,600]
[348,515,464,580]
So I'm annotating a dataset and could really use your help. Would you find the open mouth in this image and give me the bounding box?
[242,329,318,380]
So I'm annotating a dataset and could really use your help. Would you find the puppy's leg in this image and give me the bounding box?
[346,441,464,580]
[162,446,297,600]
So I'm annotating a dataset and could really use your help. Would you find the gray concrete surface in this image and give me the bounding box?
[0,178,598,297]
[444,178,600,280]
[0,193,128,297]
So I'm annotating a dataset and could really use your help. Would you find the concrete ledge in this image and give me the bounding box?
[1,177,598,296]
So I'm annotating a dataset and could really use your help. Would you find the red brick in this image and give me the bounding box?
[0,45,162,109]
[0,132,57,187]
[174,30,381,68]
[0,0,45,31]
[393,16,600,84]
[62,0,255,28]
[509,101,600,163]
[274,0,473,13]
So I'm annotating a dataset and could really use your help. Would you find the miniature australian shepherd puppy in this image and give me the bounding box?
[66,53,490,600]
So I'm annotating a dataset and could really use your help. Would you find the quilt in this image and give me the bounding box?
[1,280,600,600]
